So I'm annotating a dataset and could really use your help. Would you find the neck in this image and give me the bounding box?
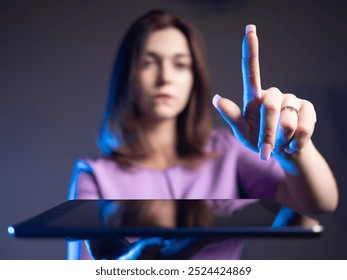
[138,118,180,169]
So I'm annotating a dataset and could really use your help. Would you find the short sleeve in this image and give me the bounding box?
[67,159,102,200]
[235,141,285,199]
[212,127,285,199]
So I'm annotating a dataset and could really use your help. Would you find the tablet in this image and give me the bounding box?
[8,199,323,239]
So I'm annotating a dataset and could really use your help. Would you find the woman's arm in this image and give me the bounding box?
[67,160,101,260]
[275,140,338,213]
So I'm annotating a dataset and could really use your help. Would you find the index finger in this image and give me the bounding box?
[242,25,262,106]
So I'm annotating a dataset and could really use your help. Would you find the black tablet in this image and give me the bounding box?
[8,199,323,239]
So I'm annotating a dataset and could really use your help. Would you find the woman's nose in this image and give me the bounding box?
[157,61,173,84]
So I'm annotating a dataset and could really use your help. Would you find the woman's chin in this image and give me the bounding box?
[146,110,183,122]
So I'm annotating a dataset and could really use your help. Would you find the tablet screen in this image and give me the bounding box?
[8,199,323,239]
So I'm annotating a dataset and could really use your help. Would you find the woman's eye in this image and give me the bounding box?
[175,62,190,69]
[142,60,154,68]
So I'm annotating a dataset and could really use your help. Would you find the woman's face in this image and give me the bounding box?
[134,27,193,121]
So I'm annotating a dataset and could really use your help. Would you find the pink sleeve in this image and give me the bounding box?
[67,159,101,200]
[235,140,285,199]
[215,127,285,199]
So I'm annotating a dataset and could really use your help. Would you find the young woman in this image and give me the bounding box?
[67,10,338,260]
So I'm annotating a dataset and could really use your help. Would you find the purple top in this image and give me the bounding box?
[67,128,285,260]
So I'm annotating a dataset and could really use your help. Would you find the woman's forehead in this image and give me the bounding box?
[144,27,191,57]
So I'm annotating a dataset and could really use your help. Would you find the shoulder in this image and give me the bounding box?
[73,155,120,174]
[206,126,242,153]
[68,155,122,200]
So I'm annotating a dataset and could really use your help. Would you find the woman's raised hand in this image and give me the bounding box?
[213,25,317,162]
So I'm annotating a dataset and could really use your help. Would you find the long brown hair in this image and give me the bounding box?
[98,10,212,167]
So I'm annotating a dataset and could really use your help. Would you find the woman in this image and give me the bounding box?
[67,10,338,259]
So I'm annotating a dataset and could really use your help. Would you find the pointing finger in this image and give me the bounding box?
[242,24,262,112]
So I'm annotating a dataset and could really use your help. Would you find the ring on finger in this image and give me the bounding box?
[281,106,299,117]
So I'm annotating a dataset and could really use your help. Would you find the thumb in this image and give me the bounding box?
[212,94,250,146]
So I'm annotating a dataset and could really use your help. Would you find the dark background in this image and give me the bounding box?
[1,0,346,259]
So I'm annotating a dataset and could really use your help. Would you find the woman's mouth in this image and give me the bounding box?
[155,93,173,99]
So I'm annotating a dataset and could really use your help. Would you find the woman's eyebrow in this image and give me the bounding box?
[174,54,192,59]
[144,51,191,59]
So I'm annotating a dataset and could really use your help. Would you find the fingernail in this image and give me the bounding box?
[259,143,272,160]
[245,24,256,34]
[212,94,222,109]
